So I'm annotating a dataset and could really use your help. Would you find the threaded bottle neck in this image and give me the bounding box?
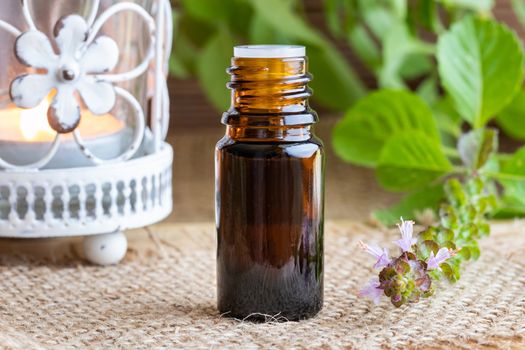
[222,53,318,130]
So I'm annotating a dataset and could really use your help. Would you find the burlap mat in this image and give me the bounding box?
[0,221,524,349]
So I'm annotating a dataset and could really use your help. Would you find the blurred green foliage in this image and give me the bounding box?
[170,0,525,117]
[334,11,525,224]
[170,0,366,112]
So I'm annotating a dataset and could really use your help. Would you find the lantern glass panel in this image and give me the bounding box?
[0,0,157,167]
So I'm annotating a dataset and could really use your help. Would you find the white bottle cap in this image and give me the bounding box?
[234,45,306,58]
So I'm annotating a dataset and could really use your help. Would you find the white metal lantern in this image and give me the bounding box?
[0,0,173,264]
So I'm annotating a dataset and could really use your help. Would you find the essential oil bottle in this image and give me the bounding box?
[215,45,324,321]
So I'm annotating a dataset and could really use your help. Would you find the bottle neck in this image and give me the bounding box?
[222,56,317,141]
[226,125,312,142]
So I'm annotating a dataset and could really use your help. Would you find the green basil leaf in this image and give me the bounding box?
[496,89,525,141]
[377,131,453,191]
[196,28,235,112]
[374,185,445,226]
[333,90,440,167]
[417,81,463,144]
[497,147,525,208]
[431,95,462,139]
[437,16,524,128]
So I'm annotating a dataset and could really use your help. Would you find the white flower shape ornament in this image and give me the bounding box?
[10,15,119,133]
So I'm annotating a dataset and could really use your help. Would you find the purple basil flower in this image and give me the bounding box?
[358,241,391,269]
[359,278,384,304]
[391,294,402,304]
[394,217,417,252]
[427,248,451,270]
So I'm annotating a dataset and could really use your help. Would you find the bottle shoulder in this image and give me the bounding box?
[216,133,323,148]
[222,109,319,127]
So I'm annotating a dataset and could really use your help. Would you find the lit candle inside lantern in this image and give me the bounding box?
[19,98,54,141]
[0,97,133,169]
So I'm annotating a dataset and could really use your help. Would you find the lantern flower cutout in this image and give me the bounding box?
[9,15,119,133]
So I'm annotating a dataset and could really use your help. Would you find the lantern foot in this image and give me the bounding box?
[83,231,128,265]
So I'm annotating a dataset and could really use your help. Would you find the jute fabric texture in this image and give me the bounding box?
[0,221,523,349]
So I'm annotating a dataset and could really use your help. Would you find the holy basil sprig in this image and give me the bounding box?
[358,126,499,307]
[333,15,525,224]
[359,175,496,307]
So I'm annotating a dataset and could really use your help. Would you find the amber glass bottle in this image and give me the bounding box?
[215,45,324,321]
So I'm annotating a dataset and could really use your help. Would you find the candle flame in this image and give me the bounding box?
[19,98,55,141]
[0,95,124,142]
